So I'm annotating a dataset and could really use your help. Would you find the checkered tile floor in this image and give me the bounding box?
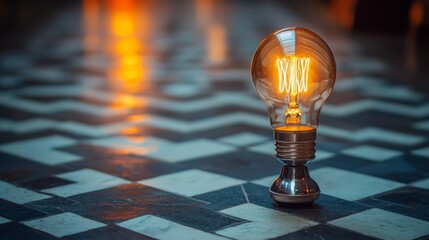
[1,1,429,239]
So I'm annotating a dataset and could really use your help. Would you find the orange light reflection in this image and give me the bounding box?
[195,0,228,64]
[106,0,150,94]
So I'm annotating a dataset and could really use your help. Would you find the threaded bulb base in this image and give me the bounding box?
[274,128,316,164]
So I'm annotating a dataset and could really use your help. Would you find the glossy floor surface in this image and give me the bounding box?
[1,0,429,239]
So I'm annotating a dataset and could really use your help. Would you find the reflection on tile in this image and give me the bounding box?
[0,135,80,165]
[216,203,317,240]
[138,169,245,197]
[23,212,106,238]
[329,208,429,240]
[0,217,10,224]
[117,215,228,240]
[218,132,268,147]
[311,167,404,201]
[0,181,50,204]
[342,145,402,161]
[42,169,130,197]
[90,136,236,163]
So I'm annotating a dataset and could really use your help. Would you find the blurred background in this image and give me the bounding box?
[0,0,428,92]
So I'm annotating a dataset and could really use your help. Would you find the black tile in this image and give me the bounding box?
[0,222,57,240]
[0,152,69,184]
[63,147,186,181]
[314,154,374,172]
[63,225,154,240]
[274,224,378,240]
[46,183,243,232]
[355,156,428,183]
[0,199,47,221]
[193,185,248,211]
[358,186,429,221]
[181,151,279,181]
[20,176,75,190]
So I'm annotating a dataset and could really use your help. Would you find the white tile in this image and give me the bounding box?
[162,83,201,97]
[0,135,81,165]
[324,99,429,118]
[218,132,268,147]
[216,203,317,240]
[313,150,335,162]
[317,125,424,146]
[89,137,236,163]
[117,215,227,240]
[414,119,429,131]
[0,94,126,117]
[412,147,429,158]
[0,118,55,134]
[0,217,10,224]
[251,174,277,188]
[43,169,130,197]
[334,76,384,91]
[329,208,429,240]
[23,212,105,238]
[311,167,404,201]
[411,178,429,190]
[248,141,274,156]
[143,112,268,134]
[363,85,424,102]
[342,145,402,161]
[0,180,50,204]
[148,139,236,163]
[138,169,245,197]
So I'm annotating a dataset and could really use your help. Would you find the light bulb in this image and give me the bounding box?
[251,27,336,204]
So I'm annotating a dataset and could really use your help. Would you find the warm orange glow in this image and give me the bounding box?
[110,95,145,109]
[276,57,310,95]
[98,0,154,97]
[329,0,357,29]
[276,56,310,126]
[195,0,228,64]
[207,24,227,63]
[409,0,424,27]
[275,126,314,132]
[83,0,100,55]
[120,127,140,135]
[127,114,149,122]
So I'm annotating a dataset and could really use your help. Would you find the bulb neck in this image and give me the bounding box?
[274,128,316,164]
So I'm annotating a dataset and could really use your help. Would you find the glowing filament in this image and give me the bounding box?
[276,57,310,95]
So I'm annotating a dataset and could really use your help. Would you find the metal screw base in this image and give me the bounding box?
[270,165,320,204]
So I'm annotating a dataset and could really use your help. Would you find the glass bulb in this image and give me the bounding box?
[250,27,336,204]
[251,27,336,132]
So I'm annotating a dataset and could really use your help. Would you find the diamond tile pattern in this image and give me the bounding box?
[0,0,429,239]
